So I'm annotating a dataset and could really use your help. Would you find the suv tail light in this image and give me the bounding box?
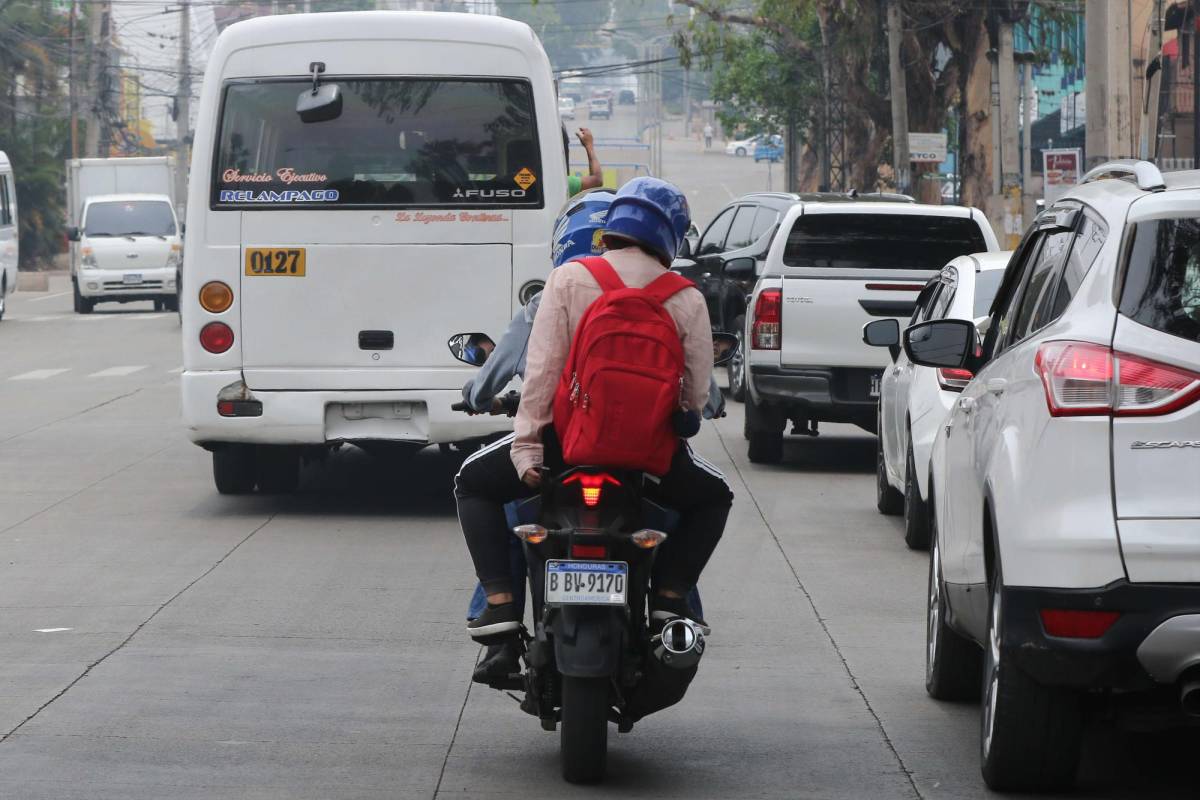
[937,367,973,392]
[1040,609,1121,639]
[1035,341,1200,417]
[752,289,781,350]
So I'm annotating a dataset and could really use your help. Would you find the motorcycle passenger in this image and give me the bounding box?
[461,188,718,683]
[455,177,733,644]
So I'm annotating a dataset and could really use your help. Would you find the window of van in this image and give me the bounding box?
[0,176,12,226]
[84,201,176,237]
[213,78,543,209]
[783,214,988,270]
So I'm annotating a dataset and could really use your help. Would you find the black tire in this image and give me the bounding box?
[153,299,164,312]
[903,441,931,550]
[255,446,301,494]
[213,445,257,495]
[164,294,179,312]
[0,280,6,321]
[875,417,903,515]
[73,281,94,315]
[745,400,783,464]
[980,559,1083,791]
[736,147,747,157]
[727,314,746,402]
[560,676,609,784]
[925,505,982,701]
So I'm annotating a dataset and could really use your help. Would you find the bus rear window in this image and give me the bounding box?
[213,78,543,209]
[783,214,988,270]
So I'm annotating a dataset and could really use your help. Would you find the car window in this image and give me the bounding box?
[725,205,757,251]
[749,206,778,245]
[782,213,988,269]
[909,280,939,325]
[1008,228,1072,343]
[1120,216,1200,344]
[0,175,11,226]
[84,201,176,237]
[1046,214,1106,322]
[972,270,1005,318]
[698,206,736,255]
[930,268,957,319]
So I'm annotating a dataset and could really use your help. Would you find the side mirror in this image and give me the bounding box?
[712,332,739,366]
[722,256,755,277]
[67,226,80,242]
[297,83,343,123]
[903,319,976,369]
[676,237,693,259]
[862,318,901,362]
[447,332,496,367]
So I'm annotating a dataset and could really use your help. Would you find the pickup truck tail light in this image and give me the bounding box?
[1035,341,1200,417]
[752,289,782,350]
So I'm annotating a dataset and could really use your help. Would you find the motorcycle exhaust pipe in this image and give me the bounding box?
[1181,677,1200,717]
[652,618,706,670]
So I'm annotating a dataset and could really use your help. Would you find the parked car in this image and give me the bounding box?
[864,250,1010,549]
[909,160,1200,791]
[753,135,784,163]
[618,89,636,105]
[743,197,998,463]
[0,151,17,322]
[558,96,576,120]
[725,134,766,157]
[672,192,799,401]
[587,97,611,120]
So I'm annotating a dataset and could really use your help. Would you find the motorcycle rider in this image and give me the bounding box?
[461,188,720,682]
[455,177,733,645]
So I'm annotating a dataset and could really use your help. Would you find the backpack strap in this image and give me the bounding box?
[575,256,626,293]
[642,270,697,305]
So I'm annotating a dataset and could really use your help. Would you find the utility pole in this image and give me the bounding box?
[68,0,79,159]
[886,0,910,194]
[1085,0,1133,166]
[177,0,192,207]
[85,0,112,157]
[1021,57,1034,223]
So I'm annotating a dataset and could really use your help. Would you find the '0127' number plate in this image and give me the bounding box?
[545,560,628,606]
[245,247,306,276]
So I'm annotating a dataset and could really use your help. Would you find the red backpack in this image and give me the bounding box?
[552,256,695,475]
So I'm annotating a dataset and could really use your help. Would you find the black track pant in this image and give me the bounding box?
[454,432,733,597]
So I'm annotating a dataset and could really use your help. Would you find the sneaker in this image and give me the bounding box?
[472,639,522,686]
[467,602,520,643]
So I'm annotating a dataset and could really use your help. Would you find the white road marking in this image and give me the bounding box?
[10,369,70,381]
[28,291,71,303]
[34,628,72,633]
[167,366,183,374]
[89,365,147,378]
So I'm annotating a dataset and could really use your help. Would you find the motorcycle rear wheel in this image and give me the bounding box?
[560,676,609,784]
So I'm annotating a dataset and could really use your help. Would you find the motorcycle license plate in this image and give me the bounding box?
[545,560,628,606]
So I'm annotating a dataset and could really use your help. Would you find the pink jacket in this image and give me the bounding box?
[511,247,714,477]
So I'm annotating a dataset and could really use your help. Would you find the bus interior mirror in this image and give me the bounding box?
[297,83,343,123]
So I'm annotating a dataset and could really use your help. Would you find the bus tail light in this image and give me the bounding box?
[199,281,233,313]
[199,322,235,354]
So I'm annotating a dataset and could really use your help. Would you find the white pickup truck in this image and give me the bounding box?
[743,196,998,462]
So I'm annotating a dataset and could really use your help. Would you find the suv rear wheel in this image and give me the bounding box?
[727,314,746,402]
[925,505,981,700]
[875,410,902,515]
[903,441,930,549]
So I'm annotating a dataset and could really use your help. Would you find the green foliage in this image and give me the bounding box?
[6,118,68,269]
[707,27,821,137]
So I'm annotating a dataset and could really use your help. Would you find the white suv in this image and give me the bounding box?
[865,251,1010,549]
[907,161,1200,791]
[743,196,998,462]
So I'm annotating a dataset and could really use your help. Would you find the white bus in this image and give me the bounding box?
[0,151,17,321]
[181,12,566,493]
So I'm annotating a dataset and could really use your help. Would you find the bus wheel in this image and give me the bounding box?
[213,445,257,494]
[255,445,301,494]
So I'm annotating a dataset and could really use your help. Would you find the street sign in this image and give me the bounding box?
[909,132,947,163]
[1043,148,1082,204]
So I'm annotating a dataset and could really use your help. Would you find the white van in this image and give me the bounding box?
[0,151,17,321]
[181,11,567,493]
[69,193,182,313]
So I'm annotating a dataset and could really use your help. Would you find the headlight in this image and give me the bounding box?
[166,245,183,268]
[81,247,97,267]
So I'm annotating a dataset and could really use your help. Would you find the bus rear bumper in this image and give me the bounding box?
[181,370,513,446]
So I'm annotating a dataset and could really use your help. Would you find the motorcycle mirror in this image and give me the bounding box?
[712,332,739,366]
[447,332,496,367]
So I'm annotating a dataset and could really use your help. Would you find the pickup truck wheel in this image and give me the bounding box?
[213,445,256,495]
[903,441,930,549]
[745,401,783,464]
[980,561,1083,791]
[925,506,982,700]
[875,425,903,515]
[727,315,746,402]
[255,446,301,494]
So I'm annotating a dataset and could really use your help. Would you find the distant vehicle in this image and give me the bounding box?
[672,192,799,401]
[558,96,576,120]
[725,134,768,157]
[0,151,17,322]
[182,11,564,494]
[67,194,183,314]
[618,89,636,105]
[911,160,1200,792]
[865,250,1010,549]
[743,197,998,463]
[587,96,611,120]
[753,135,783,163]
[65,156,182,313]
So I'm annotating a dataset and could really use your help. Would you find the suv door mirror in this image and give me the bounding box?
[862,318,901,362]
[723,256,755,277]
[903,319,975,369]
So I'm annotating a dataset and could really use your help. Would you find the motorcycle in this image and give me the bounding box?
[447,330,738,784]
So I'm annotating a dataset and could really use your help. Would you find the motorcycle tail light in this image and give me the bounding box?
[1040,609,1120,639]
[512,524,547,544]
[563,472,620,507]
[631,529,668,549]
[571,543,607,559]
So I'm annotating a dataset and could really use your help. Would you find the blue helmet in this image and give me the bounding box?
[551,189,616,267]
[602,177,691,265]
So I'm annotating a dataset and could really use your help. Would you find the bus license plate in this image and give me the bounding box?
[545,560,628,606]
[245,247,306,276]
